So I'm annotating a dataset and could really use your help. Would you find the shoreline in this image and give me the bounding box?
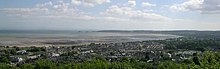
[0,37,181,47]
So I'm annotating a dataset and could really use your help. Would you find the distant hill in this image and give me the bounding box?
[98,30,220,39]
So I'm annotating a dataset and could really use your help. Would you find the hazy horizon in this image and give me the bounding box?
[0,29,220,31]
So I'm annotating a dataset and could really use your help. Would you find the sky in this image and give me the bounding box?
[0,0,220,30]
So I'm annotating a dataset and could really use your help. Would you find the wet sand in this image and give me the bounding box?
[0,31,181,47]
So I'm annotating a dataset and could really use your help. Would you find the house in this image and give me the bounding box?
[16,50,27,55]
[9,56,23,63]
[28,55,41,59]
[52,53,60,57]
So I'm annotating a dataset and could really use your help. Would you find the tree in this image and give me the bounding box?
[0,63,11,69]
[0,56,10,63]
[121,57,129,62]
[34,59,57,69]
[19,63,34,69]
[0,63,18,69]
[74,60,110,69]
[94,55,107,62]
[193,56,201,66]
[158,61,187,69]
[89,43,96,46]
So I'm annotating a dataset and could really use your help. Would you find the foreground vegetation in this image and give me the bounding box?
[0,51,220,69]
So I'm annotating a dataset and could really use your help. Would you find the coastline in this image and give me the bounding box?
[0,31,180,47]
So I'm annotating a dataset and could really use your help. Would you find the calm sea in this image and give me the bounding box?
[0,30,180,46]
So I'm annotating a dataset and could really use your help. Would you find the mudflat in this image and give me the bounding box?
[0,30,180,47]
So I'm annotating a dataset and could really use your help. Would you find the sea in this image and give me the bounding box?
[0,30,180,47]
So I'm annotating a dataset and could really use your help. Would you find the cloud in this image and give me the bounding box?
[101,0,168,21]
[142,2,156,7]
[127,0,136,7]
[86,0,111,4]
[0,0,177,22]
[200,0,220,14]
[36,1,53,7]
[103,5,169,21]
[169,0,220,14]
[97,16,129,22]
[170,0,204,12]
[0,0,94,20]
[72,0,111,7]
[72,0,81,5]
[0,8,49,17]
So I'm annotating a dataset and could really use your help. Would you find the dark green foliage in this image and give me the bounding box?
[89,43,96,46]
[58,63,74,69]
[1,51,220,69]
[0,63,11,69]
[192,56,201,66]
[129,61,153,69]
[181,59,192,64]
[94,55,107,62]
[27,47,45,52]
[121,57,129,62]
[13,46,21,51]
[159,37,220,50]
[110,62,133,69]
[0,56,10,63]
[19,64,34,69]
[0,63,18,69]
[60,51,78,56]
[74,60,110,69]
[34,59,57,69]
[158,61,187,69]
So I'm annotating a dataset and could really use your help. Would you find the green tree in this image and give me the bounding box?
[74,60,110,69]
[110,62,133,69]
[0,63,18,69]
[158,61,187,69]
[20,63,34,69]
[34,59,57,69]
[89,43,96,46]
[193,56,201,66]
[0,56,10,63]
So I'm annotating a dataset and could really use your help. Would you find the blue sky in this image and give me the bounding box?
[0,0,220,30]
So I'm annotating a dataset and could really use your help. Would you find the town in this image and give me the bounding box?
[1,36,219,69]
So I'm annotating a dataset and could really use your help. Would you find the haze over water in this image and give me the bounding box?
[0,30,180,47]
